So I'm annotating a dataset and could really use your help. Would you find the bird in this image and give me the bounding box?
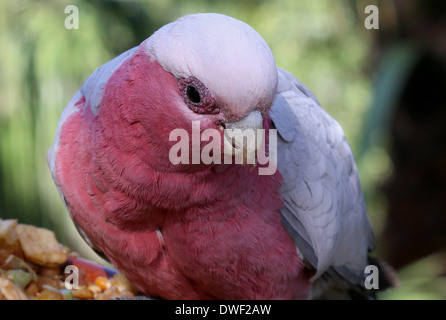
[48,13,382,299]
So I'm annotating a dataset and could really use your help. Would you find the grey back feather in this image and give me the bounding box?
[81,47,137,115]
[270,68,374,295]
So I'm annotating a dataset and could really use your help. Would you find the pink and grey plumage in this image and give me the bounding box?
[48,13,376,299]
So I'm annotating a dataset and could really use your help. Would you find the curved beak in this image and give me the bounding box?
[221,110,263,164]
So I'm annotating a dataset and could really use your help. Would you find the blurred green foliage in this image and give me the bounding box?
[0,0,443,299]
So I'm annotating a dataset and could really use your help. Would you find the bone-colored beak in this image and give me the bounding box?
[221,110,263,164]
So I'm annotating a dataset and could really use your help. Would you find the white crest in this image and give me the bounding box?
[146,13,278,117]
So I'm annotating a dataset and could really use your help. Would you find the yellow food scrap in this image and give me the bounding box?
[0,219,19,245]
[0,219,140,300]
[111,272,136,293]
[94,276,111,291]
[72,287,94,300]
[36,288,64,300]
[0,276,29,300]
[15,224,68,267]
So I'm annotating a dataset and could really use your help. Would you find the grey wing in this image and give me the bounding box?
[270,68,374,294]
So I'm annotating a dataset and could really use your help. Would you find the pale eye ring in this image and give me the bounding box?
[178,77,219,114]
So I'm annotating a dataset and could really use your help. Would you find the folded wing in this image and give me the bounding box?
[270,68,374,294]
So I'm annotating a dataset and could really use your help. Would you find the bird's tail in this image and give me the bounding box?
[367,256,400,292]
[311,256,399,300]
[349,256,399,300]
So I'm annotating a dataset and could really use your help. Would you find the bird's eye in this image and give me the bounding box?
[179,77,219,114]
[187,86,201,103]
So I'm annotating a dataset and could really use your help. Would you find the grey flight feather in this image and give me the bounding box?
[271,68,375,292]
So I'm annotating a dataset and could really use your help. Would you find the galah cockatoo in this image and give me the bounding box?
[48,13,378,299]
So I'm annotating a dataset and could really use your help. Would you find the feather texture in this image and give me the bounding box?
[271,68,374,290]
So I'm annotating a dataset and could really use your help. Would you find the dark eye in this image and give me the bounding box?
[187,86,201,103]
[179,76,219,114]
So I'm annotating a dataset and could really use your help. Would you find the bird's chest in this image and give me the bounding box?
[88,171,312,299]
[152,206,311,299]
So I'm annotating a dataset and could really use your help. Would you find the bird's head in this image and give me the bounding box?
[148,13,278,120]
[98,13,278,172]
